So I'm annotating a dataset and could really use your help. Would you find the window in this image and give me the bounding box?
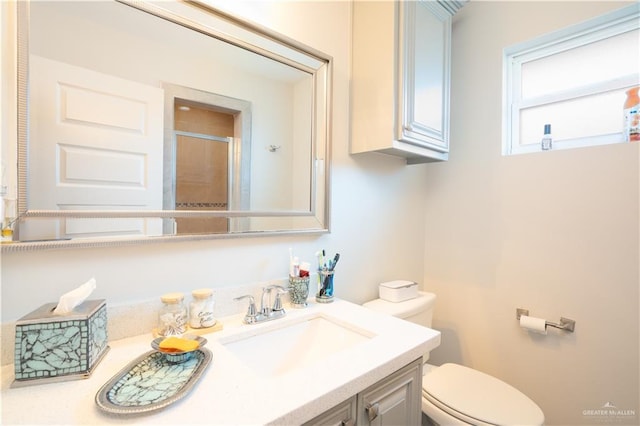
[503,4,640,155]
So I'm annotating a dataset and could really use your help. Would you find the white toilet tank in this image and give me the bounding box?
[363,291,436,327]
[363,292,437,363]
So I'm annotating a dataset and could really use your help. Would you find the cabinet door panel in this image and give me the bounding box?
[412,3,445,135]
[357,359,422,426]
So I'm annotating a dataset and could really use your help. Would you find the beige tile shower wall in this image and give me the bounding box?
[423,2,639,425]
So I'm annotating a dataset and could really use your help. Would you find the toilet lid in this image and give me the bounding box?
[423,363,544,426]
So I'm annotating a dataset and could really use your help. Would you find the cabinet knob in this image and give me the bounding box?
[365,402,380,422]
[340,419,355,426]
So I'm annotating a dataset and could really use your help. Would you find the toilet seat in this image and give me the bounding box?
[422,363,544,426]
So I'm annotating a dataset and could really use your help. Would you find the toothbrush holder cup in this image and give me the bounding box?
[288,275,310,308]
[316,269,334,303]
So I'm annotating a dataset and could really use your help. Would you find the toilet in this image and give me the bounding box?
[363,292,545,426]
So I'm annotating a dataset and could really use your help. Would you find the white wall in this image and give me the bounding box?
[424,2,639,425]
[1,1,428,327]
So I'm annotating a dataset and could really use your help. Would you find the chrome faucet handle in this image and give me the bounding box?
[234,295,258,324]
[272,286,288,312]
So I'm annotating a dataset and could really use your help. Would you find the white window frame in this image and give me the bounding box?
[502,4,640,155]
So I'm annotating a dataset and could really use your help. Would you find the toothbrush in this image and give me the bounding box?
[319,252,340,296]
[315,251,324,294]
[315,250,324,270]
[329,253,340,271]
[319,265,328,297]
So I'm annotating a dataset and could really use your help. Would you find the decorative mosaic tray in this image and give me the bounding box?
[95,348,212,415]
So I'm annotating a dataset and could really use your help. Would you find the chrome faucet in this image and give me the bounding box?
[260,286,273,317]
[235,285,287,325]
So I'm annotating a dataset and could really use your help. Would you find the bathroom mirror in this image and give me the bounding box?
[6,0,331,250]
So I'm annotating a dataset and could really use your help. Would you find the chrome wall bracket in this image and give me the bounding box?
[516,308,576,332]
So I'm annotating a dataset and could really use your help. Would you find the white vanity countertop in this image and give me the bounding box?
[1,298,440,425]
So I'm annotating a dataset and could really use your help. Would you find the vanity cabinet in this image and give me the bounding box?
[304,358,422,426]
[351,0,465,164]
[304,396,357,426]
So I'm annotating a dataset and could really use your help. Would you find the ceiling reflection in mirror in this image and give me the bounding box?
[9,0,331,248]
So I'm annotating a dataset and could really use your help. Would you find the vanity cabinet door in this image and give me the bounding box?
[304,396,357,426]
[351,1,462,164]
[356,358,422,426]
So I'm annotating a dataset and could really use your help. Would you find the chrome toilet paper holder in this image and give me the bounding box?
[516,308,576,332]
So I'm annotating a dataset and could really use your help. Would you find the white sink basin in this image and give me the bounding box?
[221,315,374,377]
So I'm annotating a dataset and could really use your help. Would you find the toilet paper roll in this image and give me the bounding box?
[519,315,547,335]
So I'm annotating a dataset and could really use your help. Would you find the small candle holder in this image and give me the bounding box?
[316,269,334,303]
[288,275,310,308]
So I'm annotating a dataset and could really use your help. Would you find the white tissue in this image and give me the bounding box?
[52,278,97,315]
[519,314,547,335]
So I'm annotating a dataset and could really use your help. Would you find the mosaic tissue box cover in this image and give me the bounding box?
[13,299,109,386]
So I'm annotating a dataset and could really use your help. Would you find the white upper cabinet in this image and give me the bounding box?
[351,0,465,164]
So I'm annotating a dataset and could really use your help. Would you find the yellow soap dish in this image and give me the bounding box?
[151,335,207,355]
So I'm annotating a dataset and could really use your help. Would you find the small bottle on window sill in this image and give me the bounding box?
[541,124,553,151]
[624,86,639,142]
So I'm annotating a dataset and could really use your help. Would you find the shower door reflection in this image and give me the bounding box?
[174,101,233,234]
